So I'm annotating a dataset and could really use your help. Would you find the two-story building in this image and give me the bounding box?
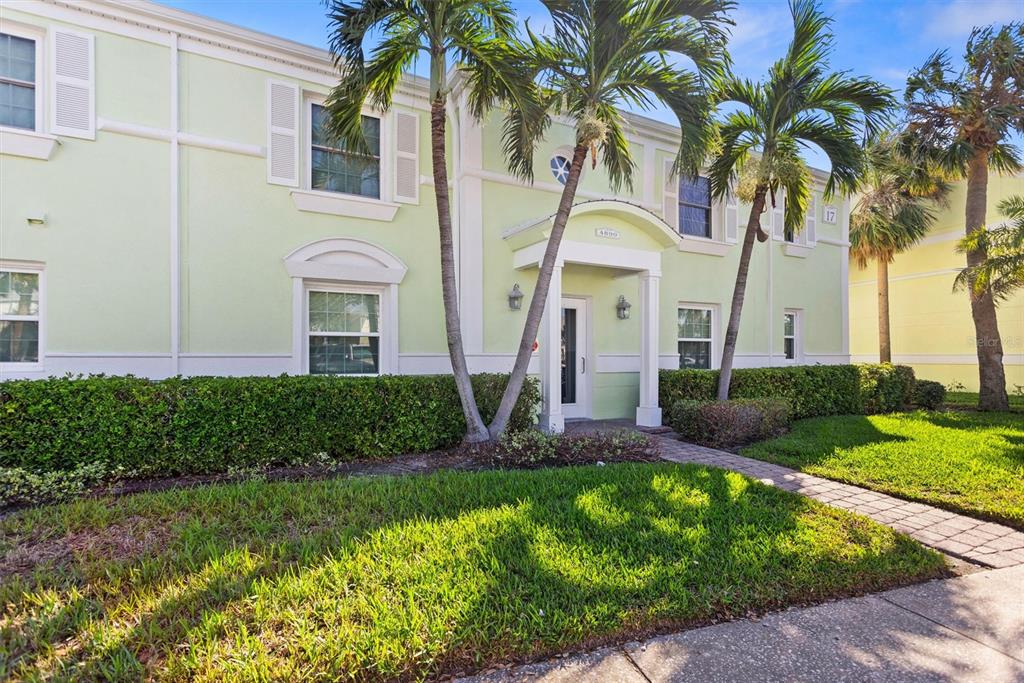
[0,0,853,429]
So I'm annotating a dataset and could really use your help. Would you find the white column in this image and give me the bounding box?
[539,265,564,433]
[636,271,662,427]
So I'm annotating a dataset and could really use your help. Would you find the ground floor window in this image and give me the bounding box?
[307,290,381,375]
[678,306,713,369]
[0,269,40,364]
[784,310,800,361]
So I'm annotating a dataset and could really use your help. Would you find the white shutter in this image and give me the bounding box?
[266,80,299,186]
[50,29,95,139]
[662,160,678,231]
[393,110,419,204]
[805,192,817,246]
[771,190,786,241]
[725,189,738,243]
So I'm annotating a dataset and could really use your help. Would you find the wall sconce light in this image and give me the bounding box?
[26,214,47,226]
[508,283,524,311]
[616,295,631,320]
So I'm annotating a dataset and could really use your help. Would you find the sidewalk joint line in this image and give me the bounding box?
[621,647,653,683]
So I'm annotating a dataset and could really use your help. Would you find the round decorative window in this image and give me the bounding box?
[549,154,571,185]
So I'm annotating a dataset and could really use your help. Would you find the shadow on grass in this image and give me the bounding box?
[741,415,910,469]
[1,463,942,681]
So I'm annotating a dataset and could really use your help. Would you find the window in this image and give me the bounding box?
[550,154,570,185]
[783,310,800,361]
[0,32,36,130]
[0,270,40,364]
[678,175,711,238]
[307,290,381,375]
[310,104,380,199]
[678,306,713,369]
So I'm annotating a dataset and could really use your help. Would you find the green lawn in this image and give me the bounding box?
[946,391,1024,410]
[743,411,1024,529]
[0,463,942,681]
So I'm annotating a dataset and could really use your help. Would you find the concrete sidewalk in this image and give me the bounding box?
[461,564,1024,682]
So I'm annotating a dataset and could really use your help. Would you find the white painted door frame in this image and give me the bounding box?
[561,296,592,420]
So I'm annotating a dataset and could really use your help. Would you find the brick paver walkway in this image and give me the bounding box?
[656,436,1024,569]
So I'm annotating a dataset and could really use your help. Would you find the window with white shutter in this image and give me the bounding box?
[49,29,94,139]
[392,110,419,204]
[662,159,677,230]
[805,192,817,245]
[724,189,738,243]
[267,79,299,186]
[771,190,786,241]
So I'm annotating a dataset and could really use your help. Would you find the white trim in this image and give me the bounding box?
[169,32,179,374]
[397,352,540,375]
[816,236,850,247]
[849,268,960,286]
[96,118,265,157]
[636,271,661,427]
[782,243,812,258]
[513,239,662,276]
[303,284,387,376]
[560,296,593,420]
[290,189,400,222]
[0,261,45,374]
[851,353,1024,366]
[677,302,719,370]
[469,167,661,212]
[0,18,45,133]
[0,126,57,159]
[677,236,730,257]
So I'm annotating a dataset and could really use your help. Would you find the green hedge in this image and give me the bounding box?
[0,374,539,476]
[659,363,914,419]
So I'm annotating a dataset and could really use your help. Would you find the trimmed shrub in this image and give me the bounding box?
[0,373,539,477]
[859,363,915,414]
[660,365,861,419]
[487,430,656,469]
[0,463,110,508]
[660,363,916,419]
[913,380,947,410]
[669,398,792,449]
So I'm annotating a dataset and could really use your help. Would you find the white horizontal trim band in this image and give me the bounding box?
[97,118,265,157]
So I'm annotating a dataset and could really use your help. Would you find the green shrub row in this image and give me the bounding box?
[669,398,792,449]
[658,363,916,419]
[913,379,946,410]
[0,373,539,476]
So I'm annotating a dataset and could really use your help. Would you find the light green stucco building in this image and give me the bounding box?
[0,0,852,429]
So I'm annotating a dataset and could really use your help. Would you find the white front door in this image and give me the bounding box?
[560,297,591,419]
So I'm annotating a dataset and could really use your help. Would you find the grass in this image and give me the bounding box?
[743,411,1024,529]
[945,391,1024,411]
[0,463,942,681]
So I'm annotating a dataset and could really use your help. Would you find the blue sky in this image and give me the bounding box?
[161,0,1022,169]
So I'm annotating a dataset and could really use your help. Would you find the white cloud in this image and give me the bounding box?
[925,0,1022,39]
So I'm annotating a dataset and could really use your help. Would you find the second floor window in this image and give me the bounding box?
[311,104,380,199]
[678,175,711,238]
[0,32,35,130]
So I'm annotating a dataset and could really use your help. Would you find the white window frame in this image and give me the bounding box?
[783,309,802,363]
[677,302,719,370]
[0,260,45,373]
[0,21,45,134]
[303,94,391,204]
[303,282,389,377]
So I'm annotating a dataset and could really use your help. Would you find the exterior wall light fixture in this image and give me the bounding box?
[616,295,631,320]
[508,283,524,311]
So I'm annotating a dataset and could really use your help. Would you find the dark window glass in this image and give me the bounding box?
[678,341,711,369]
[561,307,577,404]
[309,336,379,375]
[310,104,380,199]
[0,33,35,130]
[678,175,711,237]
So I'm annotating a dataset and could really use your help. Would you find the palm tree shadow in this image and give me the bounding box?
[744,415,910,469]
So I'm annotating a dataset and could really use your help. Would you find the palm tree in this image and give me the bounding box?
[484,0,733,438]
[955,195,1024,303]
[903,23,1024,411]
[323,0,539,442]
[850,134,950,363]
[707,0,892,401]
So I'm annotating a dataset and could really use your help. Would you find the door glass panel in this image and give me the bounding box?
[561,307,576,404]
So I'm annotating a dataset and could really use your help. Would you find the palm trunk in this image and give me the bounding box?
[877,257,891,363]
[964,150,1009,411]
[487,143,589,439]
[430,96,490,442]
[717,189,767,401]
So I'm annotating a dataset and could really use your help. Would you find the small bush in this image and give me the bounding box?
[669,398,792,449]
[0,462,110,507]
[0,373,540,478]
[913,380,947,410]
[859,363,915,414]
[488,430,656,469]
